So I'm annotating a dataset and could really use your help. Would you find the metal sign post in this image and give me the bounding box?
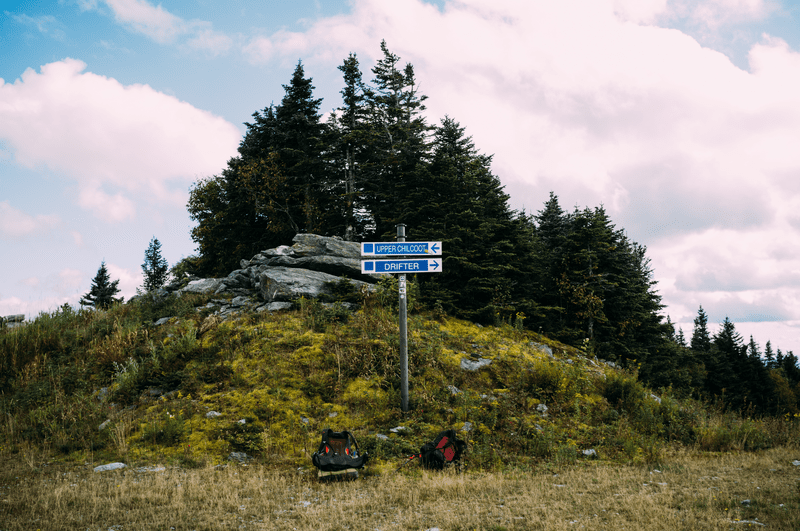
[359,226,442,413]
[397,224,409,412]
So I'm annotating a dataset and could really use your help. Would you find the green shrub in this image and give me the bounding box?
[220,417,264,454]
[142,411,185,445]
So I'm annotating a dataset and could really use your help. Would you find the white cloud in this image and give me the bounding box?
[10,13,66,40]
[104,0,188,44]
[106,263,142,301]
[678,0,777,29]
[78,185,137,222]
[71,231,84,246]
[0,58,241,222]
[0,268,86,318]
[0,201,59,239]
[21,277,39,288]
[100,0,233,54]
[184,25,234,55]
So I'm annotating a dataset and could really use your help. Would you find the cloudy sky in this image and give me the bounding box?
[2,0,799,355]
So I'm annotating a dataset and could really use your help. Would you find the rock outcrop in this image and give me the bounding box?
[141,233,376,320]
[0,314,25,329]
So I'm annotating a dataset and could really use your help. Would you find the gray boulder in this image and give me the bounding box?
[94,462,126,473]
[290,233,361,259]
[461,357,492,371]
[257,254,364,279]
[258,267,372,303]
[178,278,225,295]
[244,234,367,279]
[257,302,293,312]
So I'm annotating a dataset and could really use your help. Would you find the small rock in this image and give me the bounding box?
[237,419,247,424]
[206,411,222,418]
[328,412,338,418]
[229,452,251,463]
[460,357,492,371]
[650,393,662,404]
[94,462,126,473]
[531,342,554,356]
[741,499,751,506]
[230,296,251,307]
[582,449,597,458]
[447,385,461,395]
[300,417,310,424]
[793,460,800,466]
[461,421,473,432]
[135,466,166,473]
[390,426,409,434]
[99,419,111,431]
[376,434,389,440]
[537,403,548,413]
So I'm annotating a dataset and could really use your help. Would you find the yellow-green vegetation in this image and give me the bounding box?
[1,289,799,478]
[2,290,800,529]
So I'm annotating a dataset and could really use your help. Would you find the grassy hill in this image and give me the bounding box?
[2,289,800,529]
[2,287,796,472]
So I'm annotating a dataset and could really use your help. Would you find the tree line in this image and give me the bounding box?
[170,41,797,416]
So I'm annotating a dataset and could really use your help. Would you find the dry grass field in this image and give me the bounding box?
[1,446,798,531]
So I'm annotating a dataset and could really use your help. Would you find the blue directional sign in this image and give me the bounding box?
[361,241,442,256]
[361,259,443,274]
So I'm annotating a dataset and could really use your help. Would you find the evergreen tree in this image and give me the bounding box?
[271,61,338,234]
[739,334,776,412]
[332,53,373,241]
[764,340,775,369]
[780,351,800,388]
[362,40,431,238]
[80,261,121,309]
[709,317,747,407]
[532,192,571,333]
[141,236,169,292]
[747,336,761,361]
[676,327,687,348]
[690,306,712,352]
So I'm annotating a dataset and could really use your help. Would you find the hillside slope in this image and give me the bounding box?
[0,291,797,472]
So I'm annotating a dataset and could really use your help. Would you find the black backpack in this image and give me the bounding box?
[419,429,466,470]
[311,429,369,472]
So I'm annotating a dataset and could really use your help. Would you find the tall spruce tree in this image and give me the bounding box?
[141,236,169,292]
[709,317,746,406]
[271,61,338,234]
[362,41,431,238]
[743,334,777,413]
[80,261,121,309]
[532,192,571,333]
[691,306,712,353]
[331,53,373,241]
[764,340,775,369]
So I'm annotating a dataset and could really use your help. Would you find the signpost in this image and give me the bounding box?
[360,258,442,274]
[361,226,442,412]
[361,241,441,256]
